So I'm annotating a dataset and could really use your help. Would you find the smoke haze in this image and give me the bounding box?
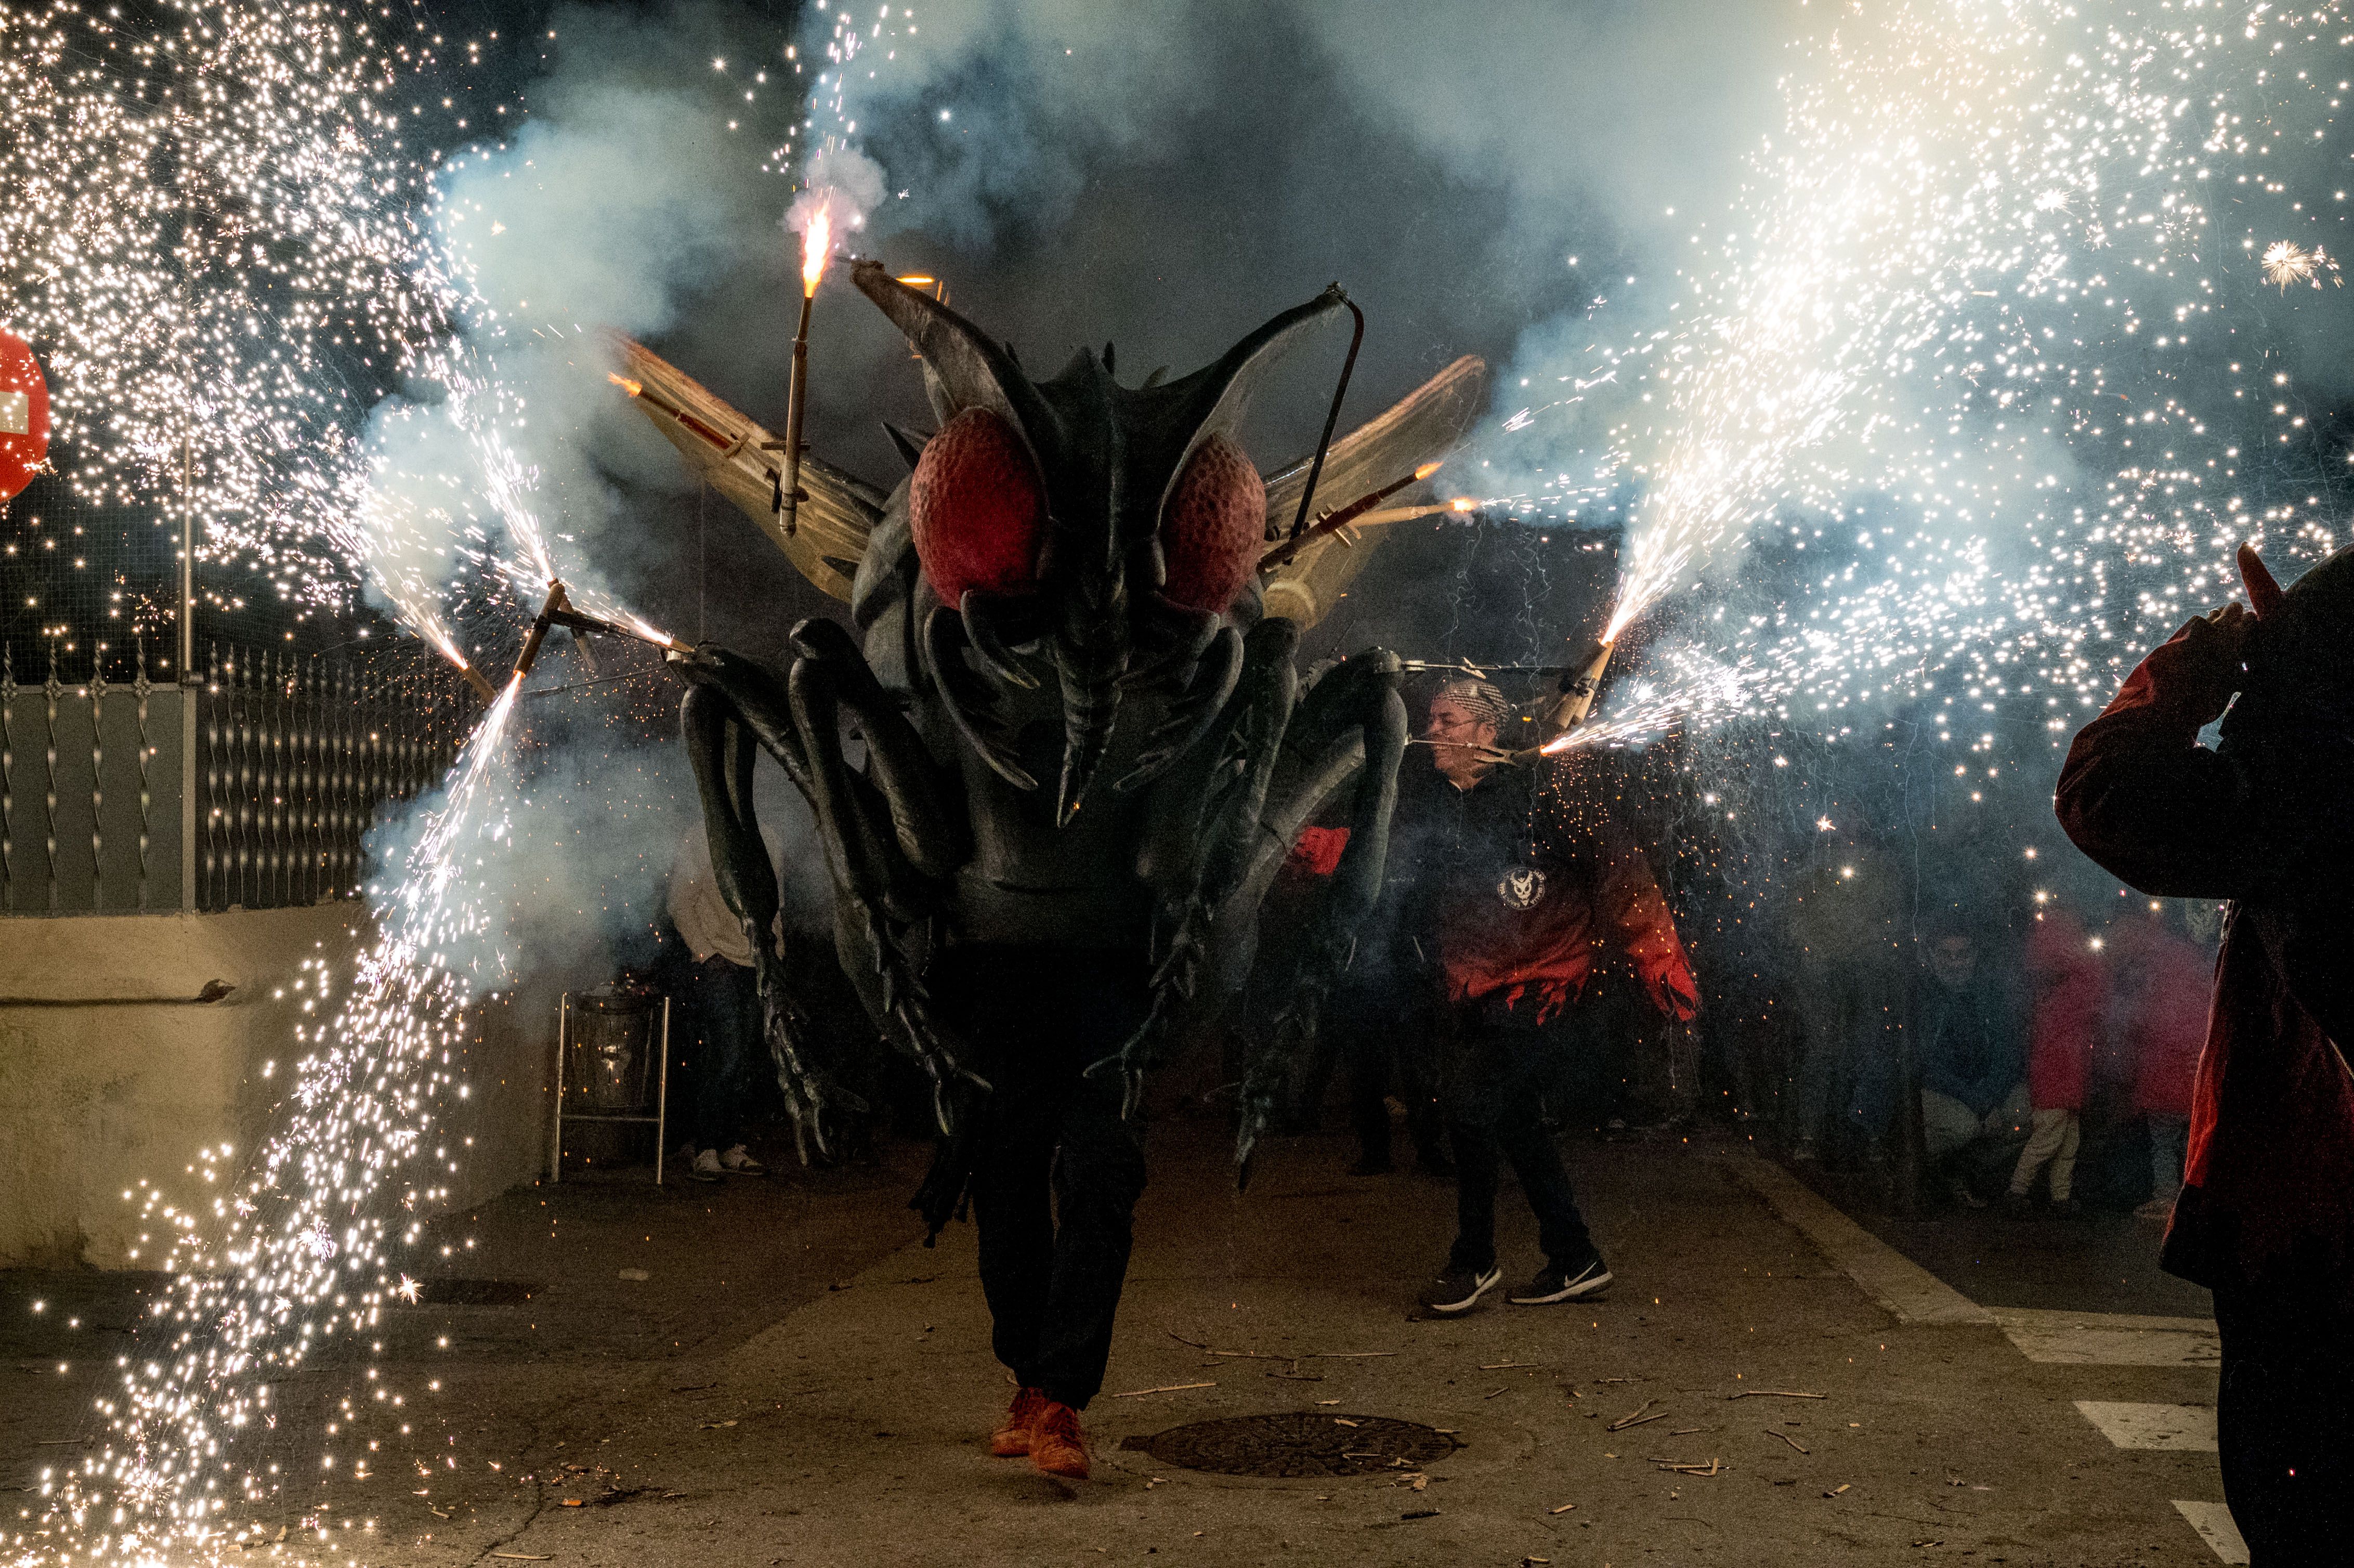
[359,0,2354,971]
[342,0,1877,967]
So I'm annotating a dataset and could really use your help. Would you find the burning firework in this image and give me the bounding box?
[800,198,835,297]
[1257,461,1445,574]
[25,678,526,1561]
[2260,240,2342,291]
[0,2,471,615]
[773,189,841,537]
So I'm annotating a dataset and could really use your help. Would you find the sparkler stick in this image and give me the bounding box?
[391,592,500,702]
[512,580,693,688]
[607,373,738,451]
[454,659,499,703]
[543,602,694,656]
[1258,461,1444,575]
[1546,638,1619,734]
[1401,658,1584,678]
[778,288,815,537]
[511,582,568,684]
[1352,497,1476,529]
[773,199,835,538]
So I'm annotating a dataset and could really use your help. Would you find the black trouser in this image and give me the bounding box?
[2213,1279,2354,1563]
[685,957,758,1152]
[939,947,1150,1412]
[1444,1024,1599,1275]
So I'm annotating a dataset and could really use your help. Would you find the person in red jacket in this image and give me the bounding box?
[1405,682,1699,1316]
[2108,902,2214,1221]
[2054,543,2354,1563]
[2005,908,2105,1216]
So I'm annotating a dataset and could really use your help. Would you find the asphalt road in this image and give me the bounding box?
[4,1119,2238,1566]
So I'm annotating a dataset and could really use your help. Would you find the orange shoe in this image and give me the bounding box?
[1029,1400,1093,1480]
[989,1387,1049,1458]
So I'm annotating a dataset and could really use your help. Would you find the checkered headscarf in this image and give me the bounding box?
[1435,678,1512,727]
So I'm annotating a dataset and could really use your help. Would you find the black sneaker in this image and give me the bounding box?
[1508,1256,1613,1305]
[1418,1265,1502,1314]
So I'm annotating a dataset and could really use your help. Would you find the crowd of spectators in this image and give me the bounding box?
[1774,880,2213,1215]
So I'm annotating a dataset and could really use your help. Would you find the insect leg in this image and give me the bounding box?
[784,621,985,1135]
[1086,618,1303,1120]
[1226,649,1408,1187]
[679,673,867,1162]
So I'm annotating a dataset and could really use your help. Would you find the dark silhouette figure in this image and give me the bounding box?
[2055,544,2354,1563]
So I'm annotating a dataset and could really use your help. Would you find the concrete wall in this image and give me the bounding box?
[0,906,554,1268]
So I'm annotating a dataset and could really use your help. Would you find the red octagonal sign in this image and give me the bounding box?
[0,329,52,502]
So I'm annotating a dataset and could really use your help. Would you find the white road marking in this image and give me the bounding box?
[1717,1156,1989,1325]
[2075,1401,2219,1452]
[1728,1156,2235,1561]
[2173,1500,2250,1563]
[1991,1308,2219,1367]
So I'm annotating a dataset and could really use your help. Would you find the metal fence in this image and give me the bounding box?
[1,643,471,914]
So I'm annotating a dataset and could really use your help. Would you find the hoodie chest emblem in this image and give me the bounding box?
[1498,867,1546,909]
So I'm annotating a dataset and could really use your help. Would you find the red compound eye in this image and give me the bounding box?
[910,407,1048,604]
[1160,434,1264,613]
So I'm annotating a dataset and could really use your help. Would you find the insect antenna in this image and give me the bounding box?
[1284,293,1366,543]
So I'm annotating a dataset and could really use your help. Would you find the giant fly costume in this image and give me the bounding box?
[622,264,1483,1422]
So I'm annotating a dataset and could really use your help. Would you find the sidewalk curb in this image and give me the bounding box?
[1714,1153,1992,1326]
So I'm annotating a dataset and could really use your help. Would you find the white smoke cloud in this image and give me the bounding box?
[790,146,887,240]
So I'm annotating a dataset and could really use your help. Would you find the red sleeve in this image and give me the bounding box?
[2054,619,2254,900]
[1601,841,1698,1021]
[1284,825,1352,879]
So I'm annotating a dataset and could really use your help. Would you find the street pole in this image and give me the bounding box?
[179,435,195,911]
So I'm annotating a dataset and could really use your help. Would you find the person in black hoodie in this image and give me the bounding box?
[1404,681,1697,1314]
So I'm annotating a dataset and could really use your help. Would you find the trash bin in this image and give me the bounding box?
[550,983,671,1182]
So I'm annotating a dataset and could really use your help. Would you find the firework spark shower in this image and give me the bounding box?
[0,1,474,617]
[1500,0,2354,748]
[0,6,690,1561]
[37,682,525,1560]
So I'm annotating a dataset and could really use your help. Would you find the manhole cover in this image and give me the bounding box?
[1121,1413,1460,1478]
